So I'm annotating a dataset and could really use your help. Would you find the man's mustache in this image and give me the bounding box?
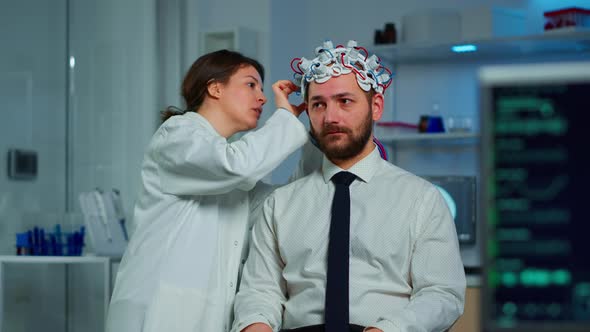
[321,125,351,136]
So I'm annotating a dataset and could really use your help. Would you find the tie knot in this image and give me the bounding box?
[331,171,356,187]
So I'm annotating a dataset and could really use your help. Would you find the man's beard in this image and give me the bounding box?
[310,107,373,160]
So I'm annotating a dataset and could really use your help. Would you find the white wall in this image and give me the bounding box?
[68,0,158,216]
[268,0,312,184]
[0,0,67,253]
[186,0,271,97]
[1,0,158,330]
[0,1,70,330]
[195,0,270,67]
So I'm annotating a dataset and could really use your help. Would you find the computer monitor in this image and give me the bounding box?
[479,61,590,332]
[421,175,477,245]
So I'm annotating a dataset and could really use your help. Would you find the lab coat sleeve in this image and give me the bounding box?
[232,194,287,332]
[368,185,466,332]
[155,109,308,196]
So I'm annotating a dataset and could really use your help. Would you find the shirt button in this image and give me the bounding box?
[241,259,246,264]
[230,282,234,287]
[234,240,238,247]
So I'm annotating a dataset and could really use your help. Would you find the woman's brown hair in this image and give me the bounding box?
[161,49,264,123]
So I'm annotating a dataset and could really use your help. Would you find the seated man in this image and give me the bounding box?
[232,40,466,332]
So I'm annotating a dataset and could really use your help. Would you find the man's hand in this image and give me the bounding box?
[241,322,273,332]
[364,328,384,332]
[272,80,306,117]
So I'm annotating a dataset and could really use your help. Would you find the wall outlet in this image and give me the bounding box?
[7,149,37,180]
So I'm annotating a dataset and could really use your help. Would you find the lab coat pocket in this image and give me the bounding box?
[143,282,221,332]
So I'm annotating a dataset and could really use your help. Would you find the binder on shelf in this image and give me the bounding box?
[78,189,128,257]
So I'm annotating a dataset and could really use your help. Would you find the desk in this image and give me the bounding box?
[451,274,481,332]
[0,255,110,332]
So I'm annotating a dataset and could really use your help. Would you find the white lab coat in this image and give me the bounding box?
[106,109,308,332]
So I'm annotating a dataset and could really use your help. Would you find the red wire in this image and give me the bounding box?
[340,53,366,80]
[373,137,388,160]
[290,58,303,74]
[354,46,368,60]
[383,67,393,89]
[377,67,393,90]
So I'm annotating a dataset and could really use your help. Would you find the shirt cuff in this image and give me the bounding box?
[232,314,273,332]
[271,108,308,138]
[365,319,401,332]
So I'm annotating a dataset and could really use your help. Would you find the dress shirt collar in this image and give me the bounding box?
[321,144,381,184]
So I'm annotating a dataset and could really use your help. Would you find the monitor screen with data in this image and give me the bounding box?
[479,62,590,332]
[421,175,476,245]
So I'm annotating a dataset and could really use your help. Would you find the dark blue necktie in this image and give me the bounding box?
[325,171,356,332]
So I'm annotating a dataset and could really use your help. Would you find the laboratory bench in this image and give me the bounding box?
[451,273,481,332]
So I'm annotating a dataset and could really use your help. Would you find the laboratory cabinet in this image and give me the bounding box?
[0,256,110,332]
[372,29,590,162]
[375,132,480,165]
[372,29,590,143]
[372,30,590,64]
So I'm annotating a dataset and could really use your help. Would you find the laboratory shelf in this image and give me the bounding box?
[0,255,108,264]
[371,30,590,64]
[377,132,480,143]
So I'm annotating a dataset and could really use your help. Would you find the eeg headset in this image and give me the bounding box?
[290,39,393,99]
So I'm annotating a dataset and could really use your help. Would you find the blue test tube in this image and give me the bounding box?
[27,231,33,255]
[33,227,40,255]
[15,232,30,255]
[39,228,47,255]
[50,235,57,256]
[55,224,63,256]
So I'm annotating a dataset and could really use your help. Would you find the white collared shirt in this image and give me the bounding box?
[232,147,466,332]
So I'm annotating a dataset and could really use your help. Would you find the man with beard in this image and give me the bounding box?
[231,40,466,332]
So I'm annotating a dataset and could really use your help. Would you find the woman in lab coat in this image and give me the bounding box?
[105,50,309,332]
